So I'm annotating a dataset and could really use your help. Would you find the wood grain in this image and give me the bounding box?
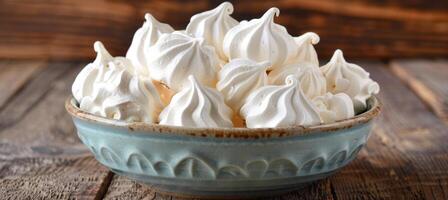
[0,0,138,60]
[325,63,448,199]
[103,175,336,200]
[1,0,447,60]
[0,61,44,109]
[103,175,156,200]
[0,62,113,199]
[390,59,448,123]
[364,62,447,153]
[0,156,112,199]
[0,62,72,128]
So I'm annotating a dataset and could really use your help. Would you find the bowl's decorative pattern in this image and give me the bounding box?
[67,96,380,197]
[76,123,369,181]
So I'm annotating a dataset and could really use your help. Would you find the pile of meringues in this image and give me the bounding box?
[72,2,380,128]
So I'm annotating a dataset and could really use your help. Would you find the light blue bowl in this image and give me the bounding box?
[66,96,380,198]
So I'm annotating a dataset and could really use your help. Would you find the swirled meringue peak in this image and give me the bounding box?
[186,2,238,61]
[321,50,380,113]
[223,8,297,70]
[288,32,320,66]
[73,41,131,102]
[313,93,355,123]
[73,41,163,123]
[241,75,321,128]
[147,31,220,92]
[159,76,233,128]
[268,62,326,99]
[217,58,270,111]
[126,13,174,76]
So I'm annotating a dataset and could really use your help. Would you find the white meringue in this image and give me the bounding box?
[223,8,297,70]
[159,76,233,128]
[73,41,133,102]
[186,2,238,61]
[240,75,321,128]
[288,32,320,66]
[126,13,174,75]
[217,58,269,111]
[268,62,326,99]
[73,41,163,123]
[321,50,380,113]
[147,31,220,91]
[313,93,355,123]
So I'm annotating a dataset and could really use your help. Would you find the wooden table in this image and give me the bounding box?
[0,59,447,199]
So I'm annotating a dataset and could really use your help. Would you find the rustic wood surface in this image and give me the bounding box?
[0,59,446,199]
[0,62,112,199]
[1,0,448,60]
[0,61,44,109]
[390,59,448,124]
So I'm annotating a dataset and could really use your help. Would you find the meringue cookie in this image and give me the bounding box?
[217,58,269,111]
[321,50,380,113]
[126,13,174,75]
[73,41,163,123]
[73,41,134,102]
[313,93,355,123]
[159,76,233,128]
[268,62,326,99]
[186,2,238,61]
[240,75,321,128]
[223,8,297,70]
[147,31,220,91]
[288,32,320,66]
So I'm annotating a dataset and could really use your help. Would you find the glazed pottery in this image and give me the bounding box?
[66,96,381,198]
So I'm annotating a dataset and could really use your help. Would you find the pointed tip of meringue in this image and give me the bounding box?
[335,49,343,55]
[263,7,280,19]
[93,41,112,57]
[93,41,105,53]
[302,32,320,44]
[217,1,234,14]
[332,49,346,63]
[144,13,154,22]
[93,41,113,65]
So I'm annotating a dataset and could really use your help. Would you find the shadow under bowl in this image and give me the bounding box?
[66,96,381,198]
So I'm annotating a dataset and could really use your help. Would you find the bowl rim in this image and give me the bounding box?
[65,96,381,139]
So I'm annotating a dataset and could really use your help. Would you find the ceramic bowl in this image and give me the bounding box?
[66,96,381,198]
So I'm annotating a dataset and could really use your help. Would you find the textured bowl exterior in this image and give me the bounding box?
[68,97,380,197]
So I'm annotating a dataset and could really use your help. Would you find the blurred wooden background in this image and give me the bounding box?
[1,0,448,60]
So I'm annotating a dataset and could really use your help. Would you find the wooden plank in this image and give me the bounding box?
[103,176,156,200]
[390,59,448,123]
[327,62,448,199]
[0,62,113,199]
[1,0,448,60]
[0,61,72,129]
[0,60,44,109]
[330,153,448,199]
[0,0,138,60]
[364,63,447,153]
[104,175,335,200]
[0,156,113,199]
